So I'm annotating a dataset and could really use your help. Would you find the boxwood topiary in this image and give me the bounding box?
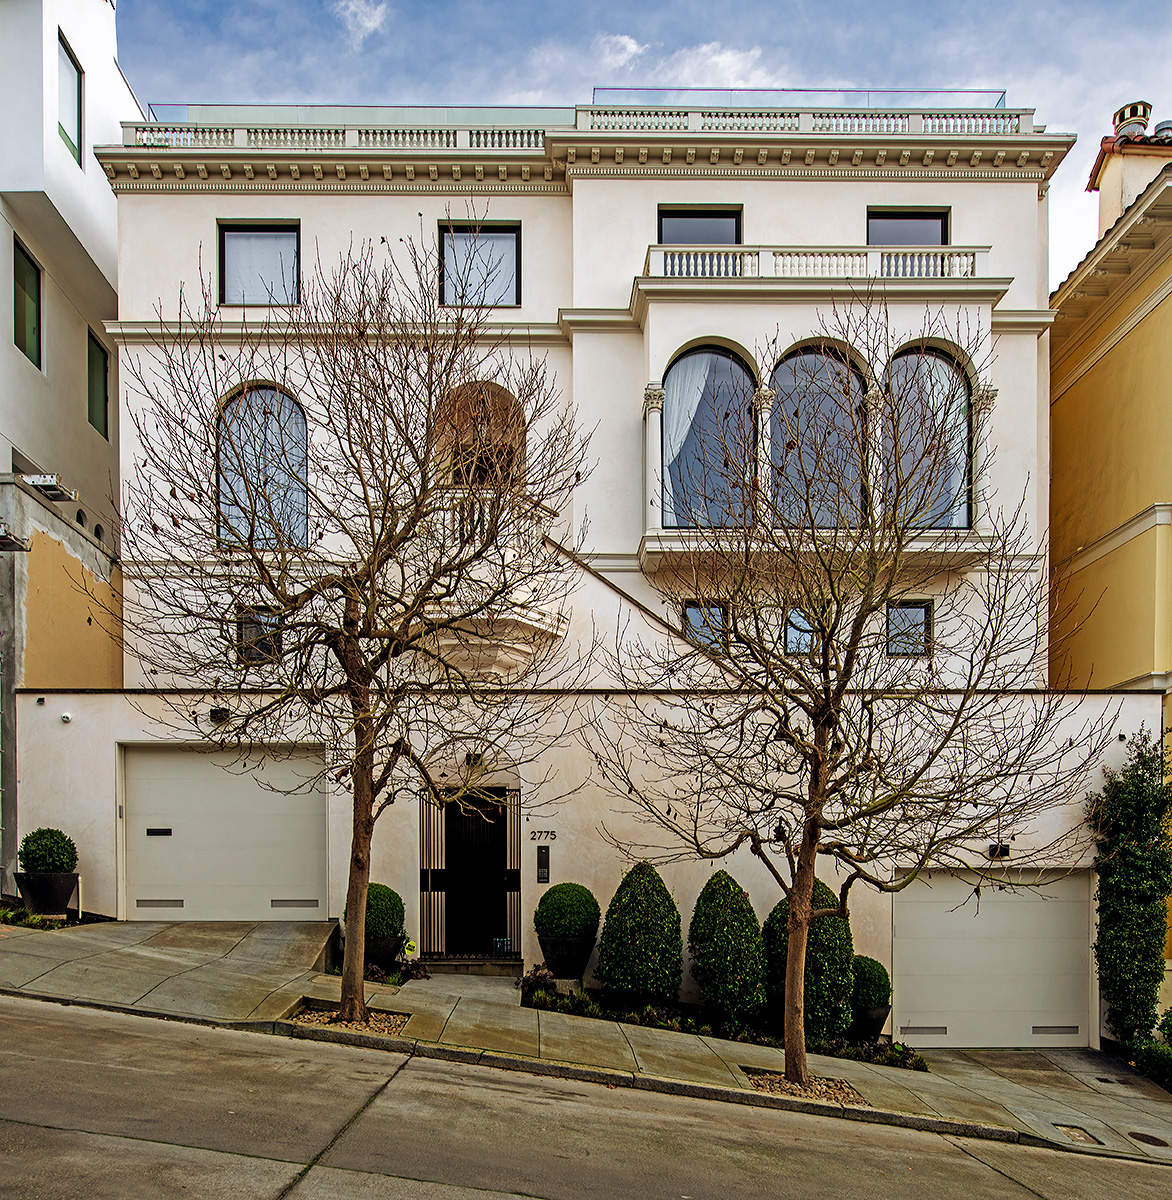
[365,882,406,958]
[687,870,766,1021]
[851,955,892,1012]
[595,861,682,1004]
[17,828,78,874]
[534,882,601,941]
[763,878,854,1040]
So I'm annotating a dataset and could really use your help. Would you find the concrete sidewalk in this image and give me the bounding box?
[4,921,1172,1164]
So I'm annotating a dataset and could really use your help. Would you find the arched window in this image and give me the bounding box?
[882,350,971,530]
[438,381,525,488]
[770,347,868,527]
[662,347,755,528]
[217,386,308,548]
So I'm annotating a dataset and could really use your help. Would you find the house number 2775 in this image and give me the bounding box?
[529,830,557,840]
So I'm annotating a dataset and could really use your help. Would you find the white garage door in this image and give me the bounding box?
[124,747,328,921]
[892,870,1091,1048]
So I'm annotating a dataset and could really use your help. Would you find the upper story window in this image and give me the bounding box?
[886,600,932,657]
[882,349,971,530]
[866,210,949,246]
[658,209,742,246]
[58,34,82,165]
[217,385,309,548]
[770,348,868,528]
[219,224,300,306]
[784,609,817,657]
[87,331,108,438]
[682,601,728,649]
[13,238,41,369]
[663,347,756,529]
[440,224,520,307]
[236,605,284,664]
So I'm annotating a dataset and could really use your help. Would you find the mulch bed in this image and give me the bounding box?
[293,1009,409,1038]
[749,1072,870,1106]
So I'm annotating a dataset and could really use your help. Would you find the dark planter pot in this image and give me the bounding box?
[850,1003,892,1042]
[15,871,77,916]
[538,934,595,979]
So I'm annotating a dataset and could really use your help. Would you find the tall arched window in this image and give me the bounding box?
[217,385,308,548]
[662,347,755,528]
[770,347,868,527]
[882,349,971,530]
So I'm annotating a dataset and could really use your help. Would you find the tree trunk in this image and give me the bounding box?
[783,859,816,1086]
[338,740,376,1022]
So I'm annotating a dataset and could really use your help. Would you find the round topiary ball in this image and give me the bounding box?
[365,882,406,948]
[17,828,78,874]
[596,861,682,1004]
[763,878,854,1041]
[851,954,892,1012]
[687,870,766,1021]
[534,882,601,941]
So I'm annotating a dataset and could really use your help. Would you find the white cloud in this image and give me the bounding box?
[330,0,389,48]
[593,33,648,70]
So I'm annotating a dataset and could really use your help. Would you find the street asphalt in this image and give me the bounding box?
[3,996,1172,1200]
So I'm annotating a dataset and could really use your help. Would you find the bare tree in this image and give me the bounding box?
[105,233,588,1021]
[585,298,1113,1085]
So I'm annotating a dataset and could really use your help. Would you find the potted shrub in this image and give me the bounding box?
[15,828,79,916]
[364,883,407,968]
[534,882,600,978]
[850,954,893,1041]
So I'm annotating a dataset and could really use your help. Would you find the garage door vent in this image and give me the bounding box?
[1033,1025,1078,1035]
[136,899,184,908]
[271,899,320,908]
[900,1025,947,1035]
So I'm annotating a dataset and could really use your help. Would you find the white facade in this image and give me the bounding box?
[17,90,1161,1047]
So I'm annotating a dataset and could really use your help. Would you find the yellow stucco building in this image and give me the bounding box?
[1050,101,1172,982]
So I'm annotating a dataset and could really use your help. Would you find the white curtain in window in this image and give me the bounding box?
[444,231,517,306]
[223,231,298,304]
[662,352,716,526]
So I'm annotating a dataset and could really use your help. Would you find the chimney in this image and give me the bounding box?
[1090,100,1172,236]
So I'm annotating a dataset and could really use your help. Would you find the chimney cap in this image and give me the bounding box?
[1114,100,1152,137]
[1154,120,1172,141]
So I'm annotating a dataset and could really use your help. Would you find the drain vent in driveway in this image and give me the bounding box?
[1128,1131,1170,1148]
[1054,1125,1100,1145]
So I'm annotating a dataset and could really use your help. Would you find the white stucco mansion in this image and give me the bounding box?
[16,87,1158,1049]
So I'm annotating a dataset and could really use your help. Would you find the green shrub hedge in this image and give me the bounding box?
[851,955,892,1012]
[365,882,406,958]
[1131,1040,1172,1093]
[534,882,601,941]
[17,828,78,873]
[763,878,854,1040]
[595,861,682,1004]
[687,870,766,1021]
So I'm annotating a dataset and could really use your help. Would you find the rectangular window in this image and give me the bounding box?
[219,225,300,305]
[236,606,283,664]
[87,331,109,438]
[886,601,933,657]
[658,208,742,245]
[784,610,817,657]
[58,35,82,164]
[14,239,41,368]
[440,224,520,306]
[683,601,728,649]
[867,210,948,246]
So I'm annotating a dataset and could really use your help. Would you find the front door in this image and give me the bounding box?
[420,787,520,958]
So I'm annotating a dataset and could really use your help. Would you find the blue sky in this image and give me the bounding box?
[115,0,1171,288]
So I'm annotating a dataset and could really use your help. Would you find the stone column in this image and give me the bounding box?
[643,383,665,533]
[753,386,776,513]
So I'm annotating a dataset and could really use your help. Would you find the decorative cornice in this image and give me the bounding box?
[1054,503,1172,577]
[105,319,569,347]
[104,177,567,196]
[557,308,641,340]
[990,309,1057,335]
[564,163,1046,184]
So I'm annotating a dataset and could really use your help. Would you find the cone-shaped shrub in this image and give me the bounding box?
[763,878,854,1040]
[687,870,766,1021]
[596,861,682,1003]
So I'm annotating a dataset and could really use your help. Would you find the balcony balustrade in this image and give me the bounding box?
[643,245,990,281]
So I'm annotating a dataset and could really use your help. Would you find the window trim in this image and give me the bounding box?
[886,600,933,658]
[58,32,83,165]
[682,600,729,650]
[783,608,819,658]
[218,222,302,307]
[657,206,743,245]
[13,237,42,370]
[866,208,950,246]
[438,222,522,308]
[87,329,109,439]
[235,604,284,665]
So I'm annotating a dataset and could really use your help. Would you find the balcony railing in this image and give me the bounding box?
[580,106,1033,135]
[643,245,990,281]
[123,122,549,151]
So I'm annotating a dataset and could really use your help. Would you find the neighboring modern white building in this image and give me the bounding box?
[0,0,140,894]
[16,86,1159,1049]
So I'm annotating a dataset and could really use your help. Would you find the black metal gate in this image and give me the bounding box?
[420,787,520,958]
